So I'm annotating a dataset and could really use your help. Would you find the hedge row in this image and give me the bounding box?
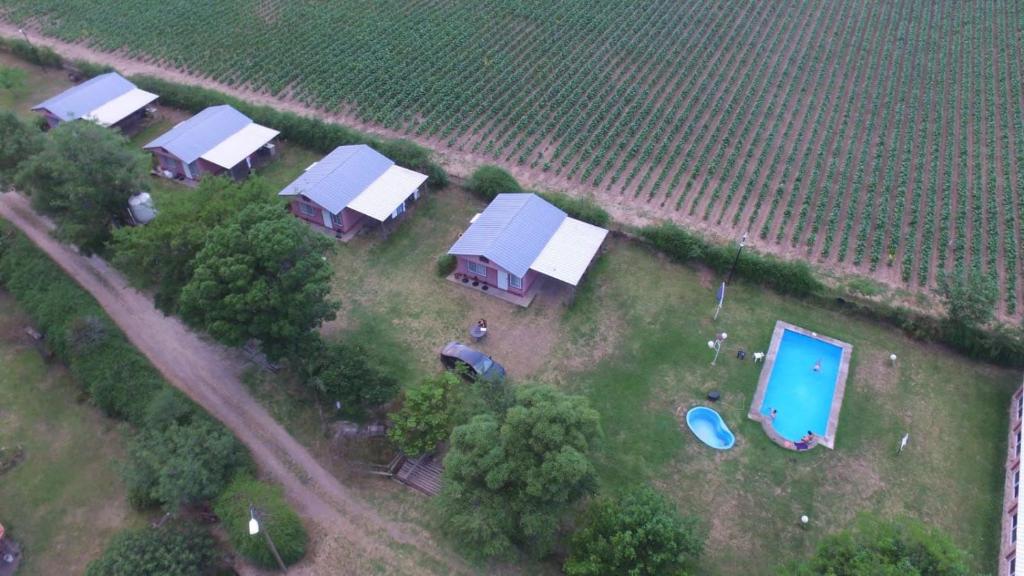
[0,229,164,423]
[639,222,1024,367]
[127,75,448,187]
[640,222,822,298]
[0,37,62,69]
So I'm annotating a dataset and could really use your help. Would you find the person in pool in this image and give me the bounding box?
[768,408,778,422]
[813,359,822,372]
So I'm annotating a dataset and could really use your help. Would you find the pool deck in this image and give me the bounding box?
[747,320,853,450]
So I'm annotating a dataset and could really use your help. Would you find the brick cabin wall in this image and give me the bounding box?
[1000,382,1024,576]
[288,197,367,234]
[453,255,537,296]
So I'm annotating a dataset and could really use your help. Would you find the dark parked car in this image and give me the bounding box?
[439,341,506,383]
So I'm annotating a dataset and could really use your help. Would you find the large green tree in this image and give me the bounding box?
[112,176,275,311]
[0,110,42,188]
[178,202,338,360]
[387,371,461,456]
[15,120,148,253]
[782,514,970,576]
[85,521,216,576]
[565,487,705,576]
[436,385,601,558]
[122,416,248,510]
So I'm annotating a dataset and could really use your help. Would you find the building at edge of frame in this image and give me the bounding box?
[1000,377,1024,576]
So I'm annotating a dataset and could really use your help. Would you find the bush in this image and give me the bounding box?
[72,339,163,425]
[123,416,249,511]
[436,253,456,277]
[538,191,611,228]
[467,165,521,201]
[303,339,400,414]
[565,487,705,576]
[86,520,216,576]
[215,475,308,568]
[0,37,62,68]
[129,75,447,186]
[73,59,116,79]
[781,514,970,576]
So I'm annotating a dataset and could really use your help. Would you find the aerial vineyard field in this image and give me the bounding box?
[2,0,1022,314]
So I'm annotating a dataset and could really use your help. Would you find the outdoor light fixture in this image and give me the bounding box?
[709,332,728,366]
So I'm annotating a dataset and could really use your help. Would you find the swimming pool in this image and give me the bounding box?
[748,321,852,450]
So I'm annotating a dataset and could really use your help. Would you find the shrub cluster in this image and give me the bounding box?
[537,191,611,228]
[0,37,62,68]
[129,75,448,187]
[466,164,521,201]
[85,519,217,576]
[640,222,822,297]
[436,253,456,277]
[72,58,116,79]
[214,475,309,568]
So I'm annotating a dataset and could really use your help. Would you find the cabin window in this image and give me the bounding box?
[1010,556,1016,576]
[466,261,488,277]
[187,160,199,177]
[1013,513,1019,543]
[509,274,523,289]
[1018,431,1022,458]
[1017,394,1023,421]
[299,203,316,217]
[1015,471,1020,499]
[332,212,343,227]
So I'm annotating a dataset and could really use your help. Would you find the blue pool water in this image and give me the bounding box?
[686,406,735,450]
[759,330,844,442]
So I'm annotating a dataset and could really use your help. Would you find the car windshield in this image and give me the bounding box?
[474,356,493,374]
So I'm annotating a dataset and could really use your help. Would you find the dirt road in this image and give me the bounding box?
[0,192,470,576]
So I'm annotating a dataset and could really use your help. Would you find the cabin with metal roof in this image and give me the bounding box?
[278,145,428,240]
[447,193,608,306]
[32,72,157,131]
[143,105,279,182]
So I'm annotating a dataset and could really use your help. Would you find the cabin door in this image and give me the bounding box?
[497,270,509,290]
[322,209,333,229]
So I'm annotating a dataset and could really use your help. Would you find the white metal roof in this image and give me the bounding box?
[347,165,428,221]
[200,123,279,169]
[530,217,608,286]
[85,88,158,127]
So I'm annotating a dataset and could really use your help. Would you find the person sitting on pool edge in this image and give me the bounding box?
[800,431,815,443]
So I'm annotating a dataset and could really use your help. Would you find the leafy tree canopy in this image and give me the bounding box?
[387,371,461,456]
[123,416,248,511]
[112,176,275,311]
[178,202,339,361]
[782,514,970,576]
[16,120,148,254]
[565,486,705,576]
[0,109,42,188]
[85,520,216,576]
[436,384,601,558]
[214,475,308,568]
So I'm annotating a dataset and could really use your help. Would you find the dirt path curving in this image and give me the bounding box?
[0,192,471,576]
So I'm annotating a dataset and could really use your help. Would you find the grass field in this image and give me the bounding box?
[242,187,1019,575]
[3,1,1022,316]
[0,292,140,575]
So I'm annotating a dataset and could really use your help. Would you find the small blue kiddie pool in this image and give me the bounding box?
[686,406,735,450]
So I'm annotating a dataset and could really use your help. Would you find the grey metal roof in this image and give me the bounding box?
[143,105,252,164]
[277,145,393,214]
[32,72,135,121]
[448,193,566,278]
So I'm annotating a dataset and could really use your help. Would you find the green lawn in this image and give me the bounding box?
[0,292,140,576]
[0,53,68,122]
[252,188,1017,575]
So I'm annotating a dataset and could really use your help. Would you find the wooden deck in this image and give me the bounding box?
[391,454,444,496]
